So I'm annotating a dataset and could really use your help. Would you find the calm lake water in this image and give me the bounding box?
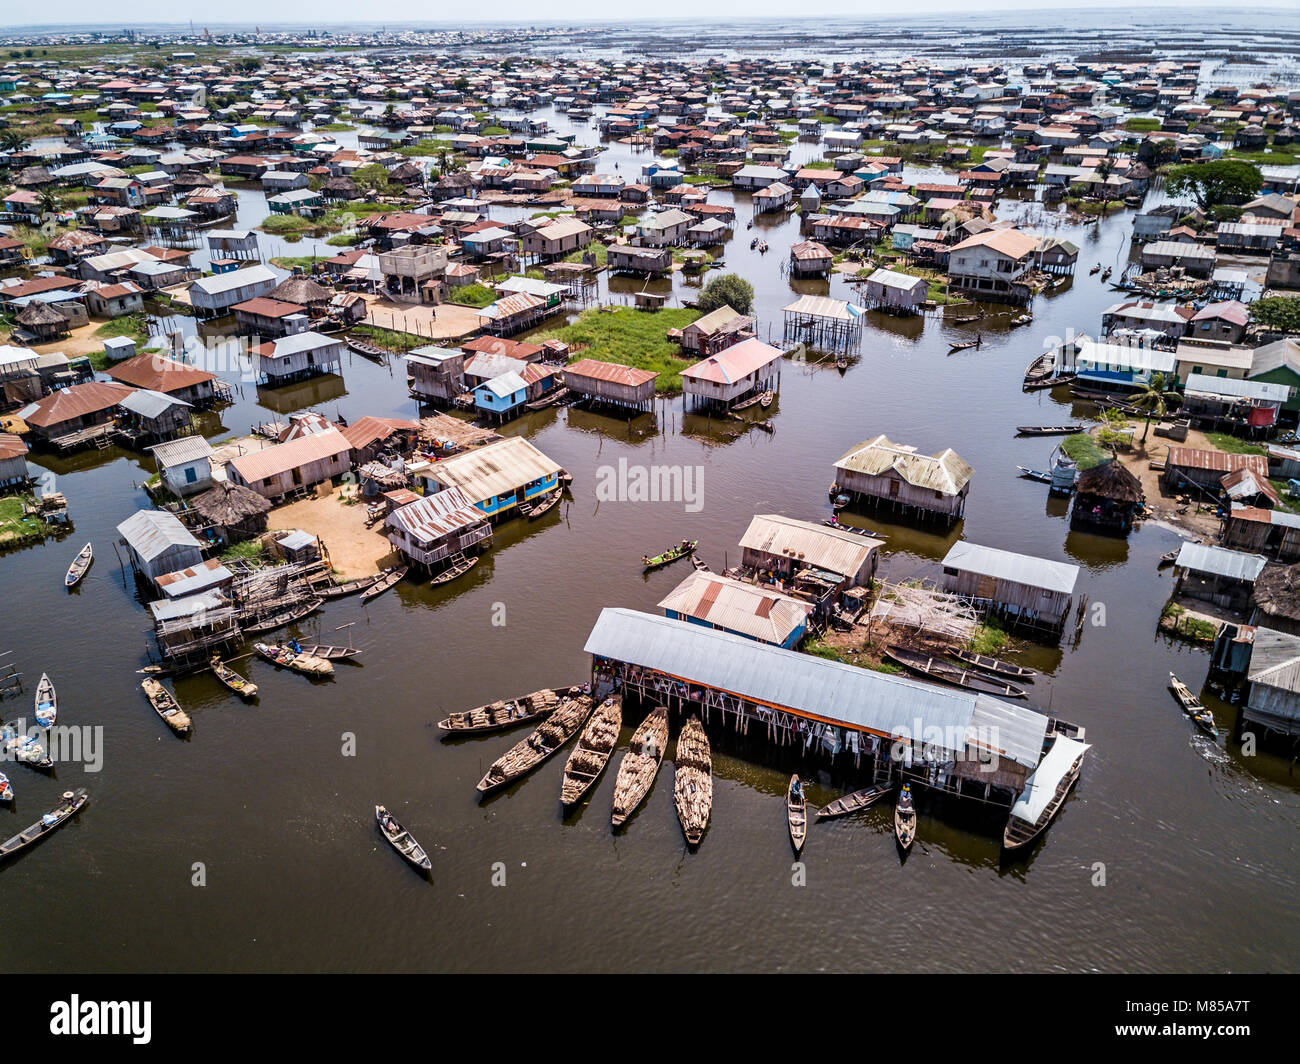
[2,82,1298,974]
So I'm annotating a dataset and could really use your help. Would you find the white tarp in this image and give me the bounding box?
[1009,735,1090,824]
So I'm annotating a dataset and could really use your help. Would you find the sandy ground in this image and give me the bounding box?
[29,318,123,359]
[1112,425,1230,541]
[362,295,481,341]
[268,483,398,579]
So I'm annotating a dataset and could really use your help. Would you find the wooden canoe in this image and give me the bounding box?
[210,655,258,699]
[690,554,711,573]
[786,774,807,855]
[642,541,697,571]
[610,706,669,827]
[1168,672,1218,738]
[476,694,594,794]
[1015,425,1086,437]
[948,339,982,352]
[816,784,890,821]
[949,649,1036,680]
[525,386,569,410]
[243,596,323,635]
[34,673,56,728]
[1,720,53,769]
[345,336,389,360]
[0,789,87,862]
[560,695,623,807]
[255,642,334,676]
[375,805,432,871]
[438,687,568,735]
[141,677,191,735]
[759,390,774,409]
[298,644,361,661]
[732,391,763,411]
[311,573,383,599]
[885,645,1027,699]
[360,565,407,603]
[673,715,713,846]
[1002,748,1086,851]
[1018,466,1053,483]
[64,542,93,587]
[429,552,479,586]
[894,785,917,851]
[520,490,562,519]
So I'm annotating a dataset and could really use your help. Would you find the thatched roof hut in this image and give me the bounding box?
[268,274,333,311]
[321,176,358,201]
[1251,561,1300,635]
[1071,459,1145,534]
[1076,460,1144,504]
[15,165,54,188]
[389,161,425,187]
[174,171,214,190]
[16,300,70,339]
[191,481,272,543]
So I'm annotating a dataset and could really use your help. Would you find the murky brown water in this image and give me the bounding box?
[2,95,1298,974]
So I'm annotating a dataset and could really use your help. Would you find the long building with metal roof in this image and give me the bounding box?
[584,608,1050,796]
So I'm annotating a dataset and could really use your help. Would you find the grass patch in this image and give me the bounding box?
[534,305,701,393]
[94,313,150,346]
[1124,117,1163,132]
[313,122,354,132]
[0,495,43,545]
[446,283,497,308]
[220,539,267,563]
[270,255,323,270]
[969,623,1007,657]
[348,324,427,352]
[1203,432,1266,455]
[1061,432,1112,470]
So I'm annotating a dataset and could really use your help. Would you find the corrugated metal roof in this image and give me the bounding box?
[116,388,192,420]
[564,358,658,388]
[148,435,213,467]
[387,486,485,542]
[682,338,781,385]
[227,426,350,483]
[942,541,1079,595]
[656,571,811,644]
[1184,373,1292,403]
[1246,626,1300,693]
[426,436,561,502]
[116,508,203,562]
[583,608,1046,768]
[781,294,852,321]
[1174,541,1267,581]
[739,514,881,577]
[835,434,973,495]
[1166,447,1268,477]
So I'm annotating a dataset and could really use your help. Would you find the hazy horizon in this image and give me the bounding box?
[3,2,1293,32]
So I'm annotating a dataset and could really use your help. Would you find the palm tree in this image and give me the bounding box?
[1,129,28,153]
[1131,372,1182,443]
[36,189,59,218]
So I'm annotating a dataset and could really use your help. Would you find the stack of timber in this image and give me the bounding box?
[672,715,713,846]
[560,695,623,807]
[611,706,670,827]
[438,687,567,735]
[141,677,191,735]
[476,693,594,794]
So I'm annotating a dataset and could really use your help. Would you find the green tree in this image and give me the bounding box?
[1165,160,1262,210]
[453,77,469,91]
[1131,372,1182,444]
[1249,296,1300,333]
[697,273,755,316]
[0,129,29,152]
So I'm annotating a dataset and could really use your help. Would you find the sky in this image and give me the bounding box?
[4,1,1285,31]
